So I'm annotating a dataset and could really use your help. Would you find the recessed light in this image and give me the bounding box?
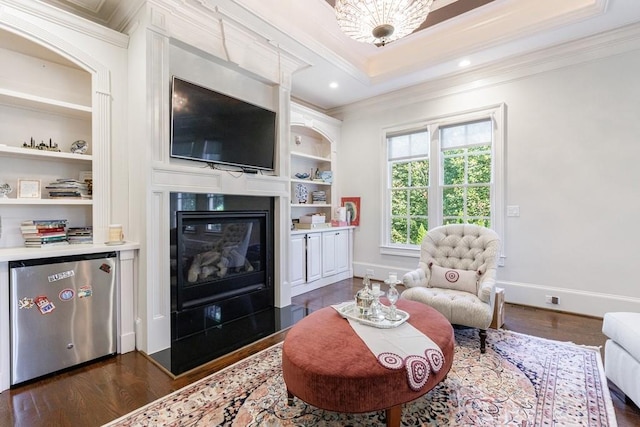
[329,82,339,89]
[458,59,471,68]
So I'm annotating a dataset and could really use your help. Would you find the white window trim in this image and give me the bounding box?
[380,103,506,259]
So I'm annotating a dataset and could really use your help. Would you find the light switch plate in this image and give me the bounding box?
[507,205,520,217]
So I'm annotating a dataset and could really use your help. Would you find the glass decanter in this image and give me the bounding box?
[385,280,401,321]
[355,274,374,318]
[368,282,386,322]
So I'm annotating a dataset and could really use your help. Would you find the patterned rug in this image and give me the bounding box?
[104,328,617,426]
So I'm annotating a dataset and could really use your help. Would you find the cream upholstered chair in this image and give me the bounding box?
[401,224,501,353]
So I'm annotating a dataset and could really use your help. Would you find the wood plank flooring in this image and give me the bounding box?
[1,278,638,426]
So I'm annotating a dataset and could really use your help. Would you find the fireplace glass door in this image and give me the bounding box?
[175,211,270,311]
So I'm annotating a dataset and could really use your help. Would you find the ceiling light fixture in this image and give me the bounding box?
[335,0,434,46]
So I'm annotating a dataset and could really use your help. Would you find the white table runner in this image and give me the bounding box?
[333,303,445,391]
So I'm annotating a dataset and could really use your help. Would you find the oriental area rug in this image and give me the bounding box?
[104,328,617,426]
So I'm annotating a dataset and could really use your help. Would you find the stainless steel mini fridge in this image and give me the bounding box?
[9,252,117,385]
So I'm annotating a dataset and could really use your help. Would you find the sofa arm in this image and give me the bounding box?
[403,268,428,288]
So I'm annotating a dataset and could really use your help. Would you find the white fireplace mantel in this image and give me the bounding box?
[126,2,308,356]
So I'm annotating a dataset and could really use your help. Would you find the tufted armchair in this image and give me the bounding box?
[401,224,501,353]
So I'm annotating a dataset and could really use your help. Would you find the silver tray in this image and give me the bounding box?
[336,302,410,329]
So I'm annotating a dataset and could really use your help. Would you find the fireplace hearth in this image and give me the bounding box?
[151,193,285,375]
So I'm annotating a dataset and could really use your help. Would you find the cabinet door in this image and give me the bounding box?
[306,233,322,282]
[322,231,338,277]
[334,230,349,274]
[290,234,306,287]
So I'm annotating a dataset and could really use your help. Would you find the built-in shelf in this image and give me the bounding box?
[0,88,91,119]
[290,151,330,162]
[0,241,139,262]
[0,198,92,205]
[291,203,331,208]
[291,178,331,186]
[0,144,93,162]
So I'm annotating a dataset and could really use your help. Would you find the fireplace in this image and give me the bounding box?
[174,210,271,312]
[165,193,276,375]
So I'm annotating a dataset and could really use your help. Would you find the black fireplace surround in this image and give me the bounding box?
[164,193,276,375]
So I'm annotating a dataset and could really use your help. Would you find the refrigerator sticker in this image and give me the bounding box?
[34,296,55,315]
[99,263,112,274]
[78,285,93,298]
[18,297,34,310]
[59,288,75,302]
[48,270,75,283]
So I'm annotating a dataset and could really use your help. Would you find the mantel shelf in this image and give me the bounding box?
[0,145,93,162]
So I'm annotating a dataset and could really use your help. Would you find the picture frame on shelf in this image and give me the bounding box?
[341,197,360,226]
[17,179,41,199]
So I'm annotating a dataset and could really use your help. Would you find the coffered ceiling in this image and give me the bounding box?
[32,0,640,110]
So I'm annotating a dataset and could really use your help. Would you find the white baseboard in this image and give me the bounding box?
[497,280,640,318]
[352,262,413,283]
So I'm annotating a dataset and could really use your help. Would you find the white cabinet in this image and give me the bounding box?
[290,233,306,286]
[306,233,323,282]
[290,232,323,286]
[290,227,353,297]
[322,229,349,277]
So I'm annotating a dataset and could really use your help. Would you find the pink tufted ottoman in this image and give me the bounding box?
[282,299,454,427]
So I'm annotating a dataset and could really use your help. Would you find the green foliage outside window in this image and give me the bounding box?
[390,159,429,244]
[441,145,491,226]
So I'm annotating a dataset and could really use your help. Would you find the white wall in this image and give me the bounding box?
[335,38,640,317]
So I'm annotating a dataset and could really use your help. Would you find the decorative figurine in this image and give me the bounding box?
[22,137,60,152]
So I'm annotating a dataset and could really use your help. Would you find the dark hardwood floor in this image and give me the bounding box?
[1,278,638,426]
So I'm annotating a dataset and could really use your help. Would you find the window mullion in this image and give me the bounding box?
[431,124,441,227]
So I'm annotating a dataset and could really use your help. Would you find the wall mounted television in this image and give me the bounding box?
[170,76,277,171]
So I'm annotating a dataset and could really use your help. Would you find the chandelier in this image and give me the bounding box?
[335,0,435,46]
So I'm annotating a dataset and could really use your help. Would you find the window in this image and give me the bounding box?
[388,129,430,246]
[383,105,505,255]
[441,120,492,226]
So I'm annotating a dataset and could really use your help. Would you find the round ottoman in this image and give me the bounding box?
[282,299,454,427]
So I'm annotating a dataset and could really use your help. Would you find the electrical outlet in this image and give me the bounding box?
[545,295,559,304]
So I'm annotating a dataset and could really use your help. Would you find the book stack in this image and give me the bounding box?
[311,190,327,204]
[20,219,69,247]
[67,226,93,244]
[45,178,91,199]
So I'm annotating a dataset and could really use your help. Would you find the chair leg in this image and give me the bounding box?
[480,329,487,353]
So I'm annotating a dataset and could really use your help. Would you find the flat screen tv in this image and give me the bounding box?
[170,76,277,171]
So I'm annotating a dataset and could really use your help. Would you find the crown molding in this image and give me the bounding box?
[329,20,640,119]
[0,0,128,48]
